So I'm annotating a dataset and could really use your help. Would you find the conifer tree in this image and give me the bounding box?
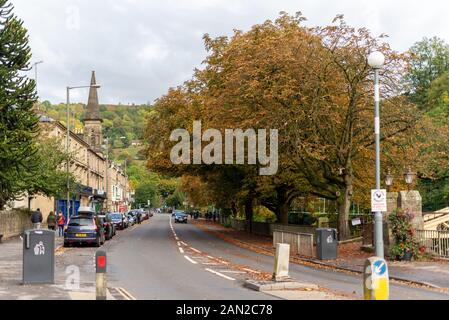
[0,0,39,209]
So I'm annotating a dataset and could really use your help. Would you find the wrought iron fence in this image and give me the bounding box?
[416,230,449,258]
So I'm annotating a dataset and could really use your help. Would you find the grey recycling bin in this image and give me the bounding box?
[316,228,338,260]
[22,229,55,284]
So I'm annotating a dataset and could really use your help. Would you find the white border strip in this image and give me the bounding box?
[205,268,236,281]
[184,255,197,264]
[190,248,202,254]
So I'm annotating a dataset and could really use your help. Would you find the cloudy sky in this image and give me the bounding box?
[12,0,449,105]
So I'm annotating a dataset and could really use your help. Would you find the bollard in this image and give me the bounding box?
[363,257,389,300]
[273,243,290,281]
[95,249,107,300]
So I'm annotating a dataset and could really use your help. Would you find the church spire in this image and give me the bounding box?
[84,71,102,122]
[83,71,103,155]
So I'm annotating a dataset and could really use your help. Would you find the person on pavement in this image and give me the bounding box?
[137,212,142,224]
[47,211,56,231]
[31,208,43,229]
[57,212,65,237]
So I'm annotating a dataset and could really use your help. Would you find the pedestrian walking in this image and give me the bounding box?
[137,212,142,224]
[31,208,43,229]
[57,211,65,237]
[47,211,56,231]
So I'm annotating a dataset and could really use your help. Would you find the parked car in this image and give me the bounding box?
[140,209,149,221]
[126,212,136,226]
[122,214,130,228]
[101,214,116,239]
[174,211,188,224]
[109,212,126,230]
[64,215,106,247]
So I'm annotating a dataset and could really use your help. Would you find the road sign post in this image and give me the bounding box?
[363,257,389,300]
[371,189,387,258]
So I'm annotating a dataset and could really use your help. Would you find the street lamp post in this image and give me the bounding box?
[368,51,386,258]
[103,137,110,212]
[66,84,101,220]
[119,136,128,209]
[33,60,43,97]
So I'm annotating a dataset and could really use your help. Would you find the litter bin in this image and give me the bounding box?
[316,228,338,260]
[23,229,55,284]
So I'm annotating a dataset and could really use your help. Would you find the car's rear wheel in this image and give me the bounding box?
[95,236,101,247]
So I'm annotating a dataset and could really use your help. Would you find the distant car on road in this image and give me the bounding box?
[174,211,188,224]
[64,215,106,247]
[172,209,185,217]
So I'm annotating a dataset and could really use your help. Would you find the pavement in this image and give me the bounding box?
[188,219,449,299]
[192,219,449,289]
[0,230,133,300]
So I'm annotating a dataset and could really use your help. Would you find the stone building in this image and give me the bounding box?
[10,71,129,220]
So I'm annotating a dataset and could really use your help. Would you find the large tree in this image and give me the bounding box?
[145,13,446,239]
[0,0,39,209]
[404,37,449,109]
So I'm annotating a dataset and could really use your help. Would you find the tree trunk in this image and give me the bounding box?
[278,202,289,224]
[275,187,290,224]
[244,195,254,233]
[337,174,353,240]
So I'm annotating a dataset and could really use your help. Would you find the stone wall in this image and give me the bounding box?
[0,210,33,240]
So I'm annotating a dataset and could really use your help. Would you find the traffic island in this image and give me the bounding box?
[244,279,319,292]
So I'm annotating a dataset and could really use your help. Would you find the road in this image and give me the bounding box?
[58,213,449,300]
[105,214,276,300]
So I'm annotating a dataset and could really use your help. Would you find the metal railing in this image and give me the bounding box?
[416,230,449,258]
[273,230,314,257]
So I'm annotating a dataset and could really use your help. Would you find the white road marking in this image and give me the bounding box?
[175,237,179,241]
[242,268,261,274]
[218,270,247,274]
[218,260,229,265]
[179,247,184,254]
[202,262,221,266]
[180,241,188,246]
[177,241,181,246]
[184,255,198,264]
[190,248,202,254]
[205,268,236,281]
[207,255,215,259]
[116,287,137,300]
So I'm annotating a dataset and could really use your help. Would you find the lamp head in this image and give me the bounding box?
[404,167,415,185]
[368,51,385,69]
[384,169,394,187]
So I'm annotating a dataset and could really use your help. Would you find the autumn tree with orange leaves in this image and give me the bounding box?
[145,12,449,239]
